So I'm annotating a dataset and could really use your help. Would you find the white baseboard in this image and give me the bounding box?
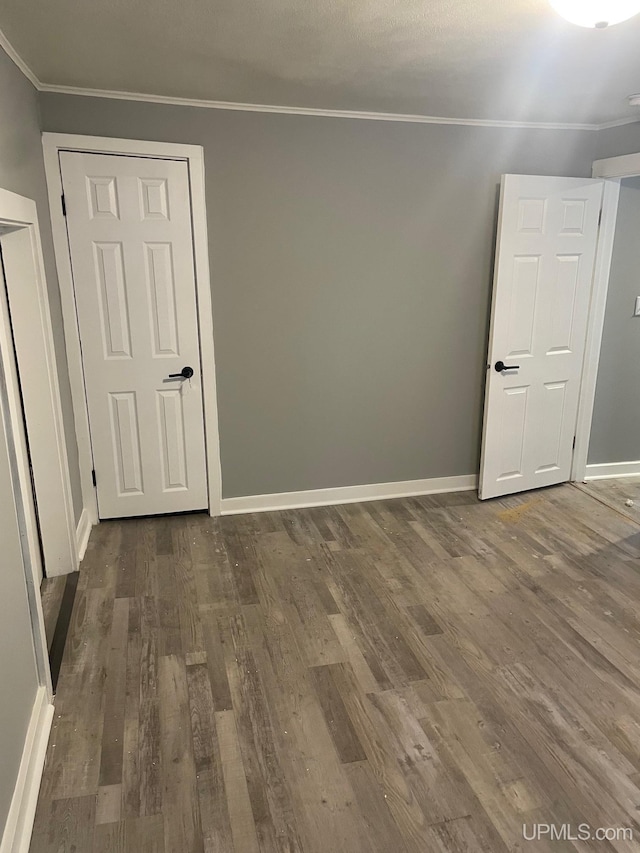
[75,507,92,564]
[584,461,640,481]
[220,474,477,515]
[0,686,54,853]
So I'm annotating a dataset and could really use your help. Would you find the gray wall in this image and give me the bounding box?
[594,121,640,161]
[39,92,600,497]
[0,46,83,520]
[588,176,640,465]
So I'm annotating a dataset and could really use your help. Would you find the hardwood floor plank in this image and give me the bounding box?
[121,596,141,819]
[308,665,367,764]
[342,760,410,853]
[327,613,379,694]
[31,795,95,853]
[186,662,234,852]
[93,820,126,852]
[405,603,443,636]
[124,814,166,853]
[138,595,163,818]
[254,532,345,668]
[202,615,233,711]
[216,709,261,853]
[116,522,139,599]
[223,612,305,852]
[99,597,130,786]
[172,521,206,657]
[158,654,203,853]
[240,606,373,853]
[95,783,122,825]
[220,524,260,605]
[156,558,182,657]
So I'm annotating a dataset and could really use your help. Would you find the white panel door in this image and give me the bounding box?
[60,152,208,518]
[479,175,603,500]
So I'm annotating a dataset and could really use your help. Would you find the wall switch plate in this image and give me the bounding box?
[635,297,640,317]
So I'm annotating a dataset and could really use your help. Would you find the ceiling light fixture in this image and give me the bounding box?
[549,0,640,27]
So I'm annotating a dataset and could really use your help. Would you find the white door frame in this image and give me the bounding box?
[569,151,640,482]
[0,188,56,694]
[570,177,620,483]
[0,187,77,580]
[42,133,223,523]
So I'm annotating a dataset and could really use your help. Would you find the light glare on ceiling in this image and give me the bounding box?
[549,0,640,27]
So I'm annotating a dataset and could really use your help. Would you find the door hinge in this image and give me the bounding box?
[91,469,97,487]
[61,194,67,217]
[572,436,576,449]
[598,207,602,227]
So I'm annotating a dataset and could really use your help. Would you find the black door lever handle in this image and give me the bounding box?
[168,366,194,379]
[495,360,520,372]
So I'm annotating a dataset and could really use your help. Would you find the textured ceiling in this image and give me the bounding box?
[1,0,640,124]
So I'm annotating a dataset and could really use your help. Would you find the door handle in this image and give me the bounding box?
[494,360,520,373]
[168,366,194,379]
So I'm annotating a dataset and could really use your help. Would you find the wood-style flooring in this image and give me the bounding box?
[579,476,640,525]
[40,575,67,649]
[30,484,640,852]
[40,572,79,692]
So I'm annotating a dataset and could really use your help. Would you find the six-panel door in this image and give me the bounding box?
[60,152,208,518]
[479,175,603,500]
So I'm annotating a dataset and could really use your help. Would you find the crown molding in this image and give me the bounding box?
[595,115,640,130]
[0,25,39,87]
[2,25,639,131]
[37,82,604,130]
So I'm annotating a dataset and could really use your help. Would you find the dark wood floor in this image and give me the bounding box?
[40,574,67,649]
[40,572,79,692]
[30,485,640,852]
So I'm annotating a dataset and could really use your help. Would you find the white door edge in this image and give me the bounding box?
[478,177,508,500]
[43,133,222,520]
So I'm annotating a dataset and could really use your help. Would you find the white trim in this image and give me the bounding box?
[571,178,621,483]
[0,687,54,853]
[37,84,606,130]
[595,116,640,131]
[44,133,206,161]
[0,26,39,88]
[592,152,640,179]
[584,461,640,480]
[0,188,77,583]
[42,133,223,518]
[220,474,477,515]
[2,25,640,131]
[0,247,52,697]
[75,507,92,563]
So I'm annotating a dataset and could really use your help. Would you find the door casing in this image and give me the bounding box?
[43,134,222,525]
[0,188,59,692]
[569,152,640,483]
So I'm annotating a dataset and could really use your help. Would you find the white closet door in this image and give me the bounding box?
[479,174,603,500]
[60,151,208,518]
